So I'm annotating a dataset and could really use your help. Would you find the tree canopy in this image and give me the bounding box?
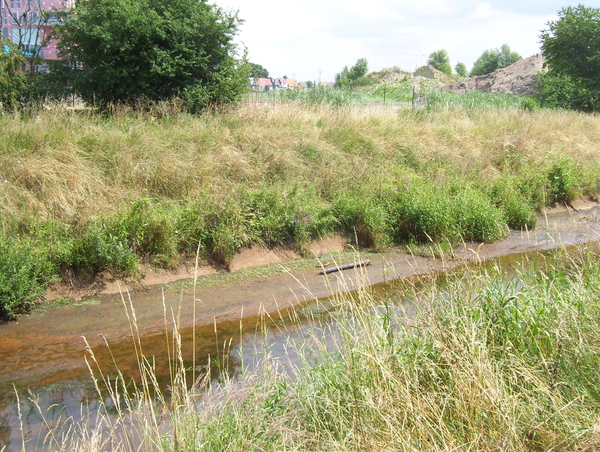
[334,58,368,88]
[454,62,468,78]
[471,44,521,76]
[538,5,600,111]
[427,49,452,76]
[54,0,246,111]
[249,63,269,79]
[0,40,27,110]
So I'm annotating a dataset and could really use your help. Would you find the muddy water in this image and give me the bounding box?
[1,207,600,451]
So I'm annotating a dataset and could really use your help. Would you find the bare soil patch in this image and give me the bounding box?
[44,235,349,302]
[444,55,546,95]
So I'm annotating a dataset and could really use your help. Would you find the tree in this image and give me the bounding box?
[471,44,521,76]
[455,62,468,78]
[249,62,269,79]
[334,58,368,88]
[0,40,27,110]
[2,0,52,73]
[427,49,452,76]
[538,5,600,111]
[54,0,246,111]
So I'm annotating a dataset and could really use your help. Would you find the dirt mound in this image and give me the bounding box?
[443,55,546,96]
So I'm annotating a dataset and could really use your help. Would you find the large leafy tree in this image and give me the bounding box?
[427,49,452,76]
[471,44,521,76]
[538,5,600,112]
[454,62,468,78]
[0,40,27,110]
[249,63,269,79]
[54,0,246,110]
[335,58,368,88]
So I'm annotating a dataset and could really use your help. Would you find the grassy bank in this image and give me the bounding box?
[1,98,600,316]
[27,247,600,451]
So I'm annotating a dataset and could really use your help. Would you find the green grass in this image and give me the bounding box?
[26,247,600,451]
[1,100,600,316]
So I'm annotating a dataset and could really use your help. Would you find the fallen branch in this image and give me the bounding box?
[318,260,371,275]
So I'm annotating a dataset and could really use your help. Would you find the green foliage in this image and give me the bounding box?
[333,190,393,250]
[454,62,468,78]
[424,89,535,112]
[539,5,600,111]
[390,181,505,244]
[453,187,506,242]
[489,176,537,230]
[0,237,54,319]
[249,62,269,79]
[276,85,363,107]
[427,49,452,76]
[371,77,439,103]
[548,158,578,204]
[334,58,368,88]
[0,40,27,110]
[54,0,246,110]
[534,71,598,111]
[471,44,521,76]
[70,223,140,274]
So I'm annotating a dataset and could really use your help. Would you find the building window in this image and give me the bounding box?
[2,11,7,25]
[2,28,9,39]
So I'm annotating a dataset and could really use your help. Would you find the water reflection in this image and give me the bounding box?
[2,237,600,450]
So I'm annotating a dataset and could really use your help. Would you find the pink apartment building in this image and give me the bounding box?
[1,0,72,69]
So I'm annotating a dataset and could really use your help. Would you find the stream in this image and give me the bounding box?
[1,206,600,451]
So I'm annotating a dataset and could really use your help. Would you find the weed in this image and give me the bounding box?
[1,101,600,308]
[0,237,54,318]
[548,157,578,204]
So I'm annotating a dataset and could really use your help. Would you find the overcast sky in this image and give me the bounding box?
[212,0,586,82]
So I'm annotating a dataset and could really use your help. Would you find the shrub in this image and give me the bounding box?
[332,190,392,249]
[0,238,54,318]
[453,188,506,242]
[489,177,537,229]
[70,223,139,275]
[548,158,578,204]
[392,181,458,243]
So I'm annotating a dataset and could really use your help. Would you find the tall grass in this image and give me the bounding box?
[275,85,364,107]
[1,101,600,315]
[423,89,540,112]
[25,247,600,451]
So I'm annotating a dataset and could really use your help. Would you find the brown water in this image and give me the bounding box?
[1,207,599,451]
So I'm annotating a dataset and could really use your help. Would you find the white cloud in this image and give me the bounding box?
[215,0,563,81]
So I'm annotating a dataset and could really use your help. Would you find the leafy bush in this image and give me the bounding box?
[333,191,392,249]
[392,182,458,243]
[0,40,27,111]
[548,158,578,204]
[0,238,54,318]
[453,187,506,242]
[70,223,139,275]
[54,0,246,110]
[539,5,600,112]
[535,72,600,112]
[391,181,506,244]
[489,176,537,229]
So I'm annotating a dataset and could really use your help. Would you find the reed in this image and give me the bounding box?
[23,246,600,451]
